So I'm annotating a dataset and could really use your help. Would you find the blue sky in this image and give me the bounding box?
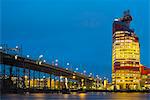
[1,0,150,80]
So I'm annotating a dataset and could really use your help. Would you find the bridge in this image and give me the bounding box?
[0,51,101,93]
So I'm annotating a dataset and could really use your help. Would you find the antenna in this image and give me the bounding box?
[124,10,130,16]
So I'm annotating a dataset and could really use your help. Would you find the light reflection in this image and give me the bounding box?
[110,93,143,100]
[63,94,69,99]
[79,93,86,100]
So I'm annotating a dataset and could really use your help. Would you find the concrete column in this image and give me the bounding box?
[49,74,52,89]
[28,68,30,89]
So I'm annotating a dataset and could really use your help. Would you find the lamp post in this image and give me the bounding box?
[66,62,70,70]
[55,59,58,66]
[43,60,46,63]
[83,70,86,75]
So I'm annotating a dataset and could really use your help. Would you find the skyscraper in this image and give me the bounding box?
[112,10,141,90]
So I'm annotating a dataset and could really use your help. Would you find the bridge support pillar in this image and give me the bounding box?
[16,67,19,88]
[33,70,35,89]
[49,74,52,90]
[38,71,40,89]
[64,77,68,89]
[58,76,60,90]
[43,73,47,90]
[3,64,6,79]
[28,68,30,89]
[54,76,56,90]
[23,68,26,89]
[9,66,13,80]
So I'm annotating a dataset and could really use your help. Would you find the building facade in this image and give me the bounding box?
[112,10,141,90]
[140,65,150,90]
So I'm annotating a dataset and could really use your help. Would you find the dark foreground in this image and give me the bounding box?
[1,92,150,100]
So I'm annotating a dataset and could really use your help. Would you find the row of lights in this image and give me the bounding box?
[1,45,109,81]
[26,54,106,80]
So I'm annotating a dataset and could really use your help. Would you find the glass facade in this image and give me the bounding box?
[112,11,141,90]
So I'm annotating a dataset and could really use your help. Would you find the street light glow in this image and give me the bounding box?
[55,63,58,66]
[16,46,19,49]
[27,55,30,58]
[66,68,68,70]
[0,46,2,49]
[39,55,43,58]
[76,68,78,71]
[67,62,70,66]
[55,59,58,62]
[43,60,46,63]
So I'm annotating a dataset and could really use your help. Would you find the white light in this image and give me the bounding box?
[15,55,18,60]
[66,68,68,70]
[84,70,86,73]
[16,46,19,49]
[43,76,45,78]
[27,55,30,58]
[0,46,2,49]
[67,62,70,66]
[76,68,78,71]
[43,60,46,63]
[39,55,43,58]
[114,19,119,21]
[39,61,42,65]
[55,63,58,66]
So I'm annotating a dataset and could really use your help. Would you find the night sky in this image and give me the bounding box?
[1,0,149,80]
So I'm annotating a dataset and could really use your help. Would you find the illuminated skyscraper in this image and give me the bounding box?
[112,10,141,90]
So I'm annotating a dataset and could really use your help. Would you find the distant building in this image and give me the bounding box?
[112,10,142,90]
[140,65,150,90]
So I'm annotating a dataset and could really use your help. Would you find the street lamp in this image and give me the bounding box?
[96,75,99,78]
[0,46,2,49]
[15,55,18,60]
[27,55,30,58]
[67,62,70,66]
[43,60,46,63]
[55,63,58,66]
[76,68,78,71]
[66,62,70,70]
[37,55,44,65]
[66,68,68,70]
[39,55,43,59]
[16,46,19,49]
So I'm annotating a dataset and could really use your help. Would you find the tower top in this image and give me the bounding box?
[122,10,132,22]
[123,10,130,16]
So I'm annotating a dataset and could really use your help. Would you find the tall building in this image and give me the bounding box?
[112,10,141,90]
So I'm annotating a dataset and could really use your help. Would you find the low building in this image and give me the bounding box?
[140,65,150,90]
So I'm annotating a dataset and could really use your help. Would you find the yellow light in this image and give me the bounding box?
[73,76,76,79]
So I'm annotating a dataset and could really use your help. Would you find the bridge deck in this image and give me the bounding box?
[0,52,94,81]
